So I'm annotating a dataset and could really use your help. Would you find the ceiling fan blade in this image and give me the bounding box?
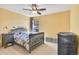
[37,8,46,11]
[23,8,32,11]
[37,11,41,15]
[32,4,37,7]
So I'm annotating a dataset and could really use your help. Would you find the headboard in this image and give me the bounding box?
[10,28,27,33]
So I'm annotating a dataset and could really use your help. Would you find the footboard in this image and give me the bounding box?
[29,32,44,53]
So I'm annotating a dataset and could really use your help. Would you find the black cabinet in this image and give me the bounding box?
[58,32,77,55]
[2,33,14,48]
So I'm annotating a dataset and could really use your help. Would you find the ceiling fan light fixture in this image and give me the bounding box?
[32,10,37,14]
[23,4,46,15]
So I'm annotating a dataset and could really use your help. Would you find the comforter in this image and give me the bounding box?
[13,31,29,50]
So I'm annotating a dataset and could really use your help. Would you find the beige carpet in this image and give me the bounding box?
[0,42,57,55]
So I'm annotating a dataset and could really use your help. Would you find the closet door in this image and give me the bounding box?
[32,20,39,32]
[30,17,39,32]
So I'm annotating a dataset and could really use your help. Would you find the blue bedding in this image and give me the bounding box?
[14,31,29,41]
[11,28,30,50]
[13,31,29,50]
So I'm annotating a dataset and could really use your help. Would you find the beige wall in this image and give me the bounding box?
[70,5,79,34]
[0,8,30,33]
[0,8,70,38]
[35,11,70,38]
[70,5,79,46]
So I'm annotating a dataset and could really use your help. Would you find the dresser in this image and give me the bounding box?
[0,34,2,47]
[58,32,77,55]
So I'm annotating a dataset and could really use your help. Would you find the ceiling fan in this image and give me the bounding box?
[23,4,46,15]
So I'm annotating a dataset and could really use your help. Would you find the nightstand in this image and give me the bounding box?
[2,33,14,48]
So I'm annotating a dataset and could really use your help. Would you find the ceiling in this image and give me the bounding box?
[0,4,71,17]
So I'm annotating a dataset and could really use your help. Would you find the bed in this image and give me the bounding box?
[10,28,44,53]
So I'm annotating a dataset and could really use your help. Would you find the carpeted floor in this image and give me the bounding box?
[0,42,57,55]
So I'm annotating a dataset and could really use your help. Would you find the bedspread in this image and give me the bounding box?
[13,31,29,50]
